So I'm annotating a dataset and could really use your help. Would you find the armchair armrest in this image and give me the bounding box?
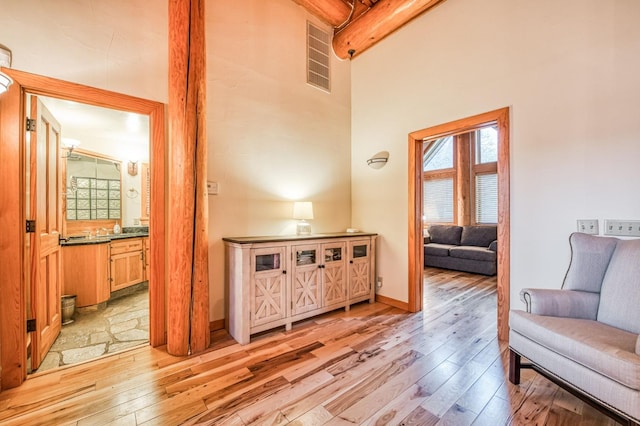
[424,236,431,244]
[488,240,498,252]
[520,289,600,320]
[636,335,640,356]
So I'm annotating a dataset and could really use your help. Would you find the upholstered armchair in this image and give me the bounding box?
[509,232,640,426]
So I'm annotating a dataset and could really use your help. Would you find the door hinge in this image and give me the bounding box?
[26,319,36,332]
[26,220,36,233]
[26,118,36,132]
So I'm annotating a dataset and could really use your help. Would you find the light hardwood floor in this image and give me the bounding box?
[0,268,622,425]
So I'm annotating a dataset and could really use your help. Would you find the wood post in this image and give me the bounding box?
[168,0,210,356]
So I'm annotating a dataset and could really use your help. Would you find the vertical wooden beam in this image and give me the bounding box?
[456,133,471,225]
[168,0,209,356]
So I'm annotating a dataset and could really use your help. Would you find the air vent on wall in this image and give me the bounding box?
[307,22,331,92]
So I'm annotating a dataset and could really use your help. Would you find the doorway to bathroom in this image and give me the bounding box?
[26,95,152,373]
[0,69,166,388]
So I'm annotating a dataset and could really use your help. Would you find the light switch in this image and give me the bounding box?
[207,181,219,195]
[577,219,599,235]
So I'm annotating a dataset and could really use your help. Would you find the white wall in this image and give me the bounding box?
[351,0,640,307]
[207,0,352,320]
[0,0,167,103]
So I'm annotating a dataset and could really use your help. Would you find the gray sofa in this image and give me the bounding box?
[424,224,497,275]
[509,233,640,426]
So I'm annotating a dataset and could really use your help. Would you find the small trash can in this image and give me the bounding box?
[61,295,77,325]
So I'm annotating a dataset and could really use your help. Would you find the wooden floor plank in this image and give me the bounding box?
[0,268,625,426]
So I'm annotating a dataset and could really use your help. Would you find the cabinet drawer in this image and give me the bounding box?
[110,239,143,255]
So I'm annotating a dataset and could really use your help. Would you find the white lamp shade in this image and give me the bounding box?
[293,201,314,220]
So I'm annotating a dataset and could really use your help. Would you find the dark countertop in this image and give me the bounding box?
[60,232,149,246]
[222,232,377,245]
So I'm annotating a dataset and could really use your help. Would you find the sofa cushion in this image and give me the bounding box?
[428,225,462,245]
[460,225,497,248]
[562,233,618,293]
[510,310,640,390]
[424,243,455,257]
[597,238,640,334]
[449,246,496,262]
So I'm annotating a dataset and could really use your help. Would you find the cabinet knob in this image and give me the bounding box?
[282,270,287,274]
[350,260,354,264]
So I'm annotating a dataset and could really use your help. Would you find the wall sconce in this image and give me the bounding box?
[293,201,314,236]
[367,151,389,169]
[0,46,13,95]
[128,160,138,176]
[62,138,81,158]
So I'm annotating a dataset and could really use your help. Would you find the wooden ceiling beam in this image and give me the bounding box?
[291,0,352,28]
[333,0,447,59]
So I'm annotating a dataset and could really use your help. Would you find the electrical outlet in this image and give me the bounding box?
[604,220,640,237]
[576,219,599,235]
[376,277,383,288]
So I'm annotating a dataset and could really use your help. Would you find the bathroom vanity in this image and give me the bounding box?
[61,232,149,307]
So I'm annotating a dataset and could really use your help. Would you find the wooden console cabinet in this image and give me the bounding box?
[223,232,377,344]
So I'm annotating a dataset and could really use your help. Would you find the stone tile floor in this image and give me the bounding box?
[34,284,149,373]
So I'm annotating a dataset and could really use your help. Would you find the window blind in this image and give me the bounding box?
[424,178,454,223]
[476,173,497,224]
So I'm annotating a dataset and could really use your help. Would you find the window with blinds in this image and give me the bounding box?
[424,178,454,223]
[475,173,497,223]
[423,124,498,226]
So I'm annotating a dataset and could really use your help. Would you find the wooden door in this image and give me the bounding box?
[29,96,63,370]
[291,244,322,316]
[348,240,371,299]
[322,242,347,307]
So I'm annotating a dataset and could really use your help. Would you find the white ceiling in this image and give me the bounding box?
[39,95,150,161]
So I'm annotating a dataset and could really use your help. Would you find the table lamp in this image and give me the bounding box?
[293,201,314,235]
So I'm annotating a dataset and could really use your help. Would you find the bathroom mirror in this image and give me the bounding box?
[65,152,122,221]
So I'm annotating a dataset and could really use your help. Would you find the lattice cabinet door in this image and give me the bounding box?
[250,247,287,327]
[348,239,372,299]
[322,242,347,307]
[292,244,322,316]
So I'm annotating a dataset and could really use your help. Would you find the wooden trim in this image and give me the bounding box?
[375,294,409,311]
[408,134,424,313]
[140,163,150,221]
[209,319,225,332]
[408,107,510,340]
[0,68,167,389]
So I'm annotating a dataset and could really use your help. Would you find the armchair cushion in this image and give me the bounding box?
[597,239,640,334]
[520,288,600,320]
[510,310,640,390]
[449,246,496,262]
[562,232,618,293]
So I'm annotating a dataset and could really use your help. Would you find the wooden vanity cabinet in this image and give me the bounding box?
[110,238,144,292]
[224,233,376,344]
[62,243,110,307]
